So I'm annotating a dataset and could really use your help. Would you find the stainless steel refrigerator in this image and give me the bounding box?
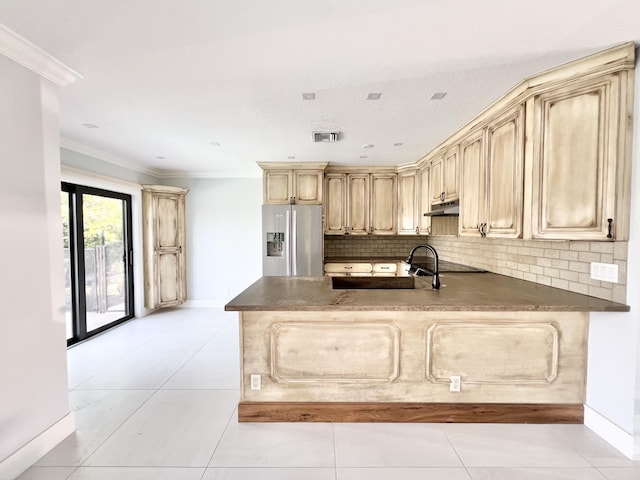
[262,204,323,276]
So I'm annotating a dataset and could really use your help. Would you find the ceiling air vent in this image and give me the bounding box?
[313,131,340,143]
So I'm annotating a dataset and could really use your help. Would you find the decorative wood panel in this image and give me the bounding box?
[158,252,180,304]
[426,322,559,384]
[270,321,400,383]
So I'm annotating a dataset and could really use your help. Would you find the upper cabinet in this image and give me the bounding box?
[530,71,631,240]
[460,106,524,238]
[259,162,327,205]
[323,170,395,235]
[430,147,459,206]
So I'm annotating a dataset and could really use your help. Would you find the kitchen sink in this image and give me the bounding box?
[331,276,416,289]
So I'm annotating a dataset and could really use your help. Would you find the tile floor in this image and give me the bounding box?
[16,308,640,480]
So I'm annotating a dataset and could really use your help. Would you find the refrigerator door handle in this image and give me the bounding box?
[292,209,297,276]
[285,209,291,276]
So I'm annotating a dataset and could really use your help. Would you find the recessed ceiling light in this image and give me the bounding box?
[361,144,374,149]
[287,156,296,159]
[156,156,166,160]
[82,123,98,128]
[393,142,404,147]
[367,93,382,100]
[302,93,315,100]
[430,92,447,100]
[210,141,221,147]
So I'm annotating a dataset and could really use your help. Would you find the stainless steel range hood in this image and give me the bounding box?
[423,199,459,216]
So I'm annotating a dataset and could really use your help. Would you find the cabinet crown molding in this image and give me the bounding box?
[141,184,189,195]
[258,162,328,171]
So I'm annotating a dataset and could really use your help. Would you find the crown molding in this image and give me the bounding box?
[0,24,81,86]
[60,137,161,178]
[155,168,262,179]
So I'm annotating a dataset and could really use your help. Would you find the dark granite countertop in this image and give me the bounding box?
[225,274,629,312]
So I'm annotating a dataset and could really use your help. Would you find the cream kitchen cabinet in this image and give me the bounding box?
[429,147,459,206]
[459,106,524,238]
[530,72,631,240]
[259,163,327,205]
[324,173,370,235]
[398,169,420,235]
[142,185,188,309]
[370,173,397,235]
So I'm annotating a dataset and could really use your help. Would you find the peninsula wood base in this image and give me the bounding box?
[238,402,584,424]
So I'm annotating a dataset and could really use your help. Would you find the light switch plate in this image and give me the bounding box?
[590,262,619,283]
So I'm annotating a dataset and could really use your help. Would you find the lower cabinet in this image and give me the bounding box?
[142,185,188,309]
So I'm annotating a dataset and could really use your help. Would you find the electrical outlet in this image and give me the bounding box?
[250,374,261,390]
[450,375,461,392]
[590,262,619,283]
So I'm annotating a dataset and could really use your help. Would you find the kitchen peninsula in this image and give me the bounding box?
[225,274,628,423]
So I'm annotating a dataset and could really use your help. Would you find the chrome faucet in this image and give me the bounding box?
[405,244,441,290]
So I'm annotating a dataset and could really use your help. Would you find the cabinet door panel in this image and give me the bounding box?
[324,174,346,234]
[398,171,418,234]
[419,167,431,234]
[264,170,292,204]
[459,132,485,236]
[487,107,523,237]
[294,170,323,204]
[430,158,443,205]
[443,147,459,202]
[347,174,369,235]
[156,196,180,247]
[158,252,180,305]
[532,78,616,240]
[370,174,397,235]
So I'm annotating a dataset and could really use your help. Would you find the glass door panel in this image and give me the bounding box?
[63,183,134,346]
[82,194,127,333]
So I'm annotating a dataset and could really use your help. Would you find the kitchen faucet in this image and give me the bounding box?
[405,244,441,290]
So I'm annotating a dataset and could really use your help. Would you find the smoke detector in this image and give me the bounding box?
[312,132,340,143]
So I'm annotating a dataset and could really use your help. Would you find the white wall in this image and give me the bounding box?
[0,56,74,478]
[584,47,640,458]
[163,178,263,307]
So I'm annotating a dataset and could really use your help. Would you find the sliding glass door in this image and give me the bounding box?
[62,183,134,346]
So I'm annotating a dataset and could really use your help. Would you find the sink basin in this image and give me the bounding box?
[331,276,416,289]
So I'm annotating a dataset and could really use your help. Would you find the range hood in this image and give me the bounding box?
[423,199,459,216]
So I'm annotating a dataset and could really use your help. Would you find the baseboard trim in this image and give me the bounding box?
[584,404,634,459]
[180,300,225,309]
[238,402,584,423]
[0,412,75,480]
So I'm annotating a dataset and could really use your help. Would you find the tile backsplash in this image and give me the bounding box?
[324,235,628,303]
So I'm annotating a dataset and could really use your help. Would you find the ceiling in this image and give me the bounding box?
[1,0,638,178]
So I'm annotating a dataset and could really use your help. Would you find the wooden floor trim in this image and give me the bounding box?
[238,402,584,423]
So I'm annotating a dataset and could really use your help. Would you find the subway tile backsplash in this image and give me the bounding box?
[324,235,628,303]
